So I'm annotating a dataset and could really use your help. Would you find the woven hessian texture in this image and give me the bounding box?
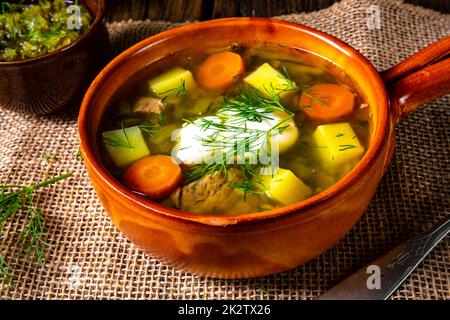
[0,0,448,299]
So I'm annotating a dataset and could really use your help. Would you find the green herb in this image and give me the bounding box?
[186,155,228,184]
[228,164,265,200]
[185,86,292,196]
[0,172,73,280]
[0,0,92,62]
[76,148,82,160]
[138,123,158,137]
[103,123,133,149]
[339,144,356,151]
[300,88,327,109]
[159,79,189,101]
[158,113,165,125]
[0,255,11,283]
[0,1,23,15]
[335,132,345,137]
[18,202,47,267]
[219,85,293,123]
[277,66,327,109]
[258,287,269,295]
[43,154,57,162]
[275,65,301,92]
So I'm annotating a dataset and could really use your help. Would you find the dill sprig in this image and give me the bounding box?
[218,85,293,122]
[103,122,133,149]
[186,155,228,183]
[0,255,11,283]
[159,79,189,101]
[185,85,294,195]
[138,123,158,137]
[0,172,73,281]
[338,144,357,151]
[277,65,327,109]
[0,1,24,15]
[227,163,265,200]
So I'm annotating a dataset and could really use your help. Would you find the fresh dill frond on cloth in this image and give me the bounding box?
[0,172,73,281]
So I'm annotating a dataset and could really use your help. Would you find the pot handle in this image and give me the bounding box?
[381,36,450,124]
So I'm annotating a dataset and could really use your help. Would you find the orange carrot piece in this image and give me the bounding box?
[196,51,245,90]
[123,155,182,200]
[299,83,355,122]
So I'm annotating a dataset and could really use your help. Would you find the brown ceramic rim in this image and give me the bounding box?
[79,18,390,226]
[0,0,105,66]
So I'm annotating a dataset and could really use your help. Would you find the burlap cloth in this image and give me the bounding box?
[0,0,448,300]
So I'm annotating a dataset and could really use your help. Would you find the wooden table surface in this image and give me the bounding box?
[105,0,450,22]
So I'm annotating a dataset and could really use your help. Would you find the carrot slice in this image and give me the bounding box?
[196,51,245,90]
[299,83,355,122]
[123,155,182,200]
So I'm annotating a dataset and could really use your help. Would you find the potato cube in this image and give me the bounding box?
[148,67,197,99]
[244,63,295,98]
[312,123,364,170]
[259,168,312,205]
[103,126,150,167]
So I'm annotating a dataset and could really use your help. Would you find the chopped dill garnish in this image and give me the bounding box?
[339,144,356,151]
[276,65,327,109]
[158,113,165,125]
[138,123,158,137]
[182,66,326,197]
[227,164,265,200]
[185,85,293,196]
[335,132,346,137]
[219,85,293,122]
[103,122,133,149]
[160,79,189,101]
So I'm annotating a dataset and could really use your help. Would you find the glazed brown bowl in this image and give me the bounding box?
[0,0,108,115]
[78,18,450,279]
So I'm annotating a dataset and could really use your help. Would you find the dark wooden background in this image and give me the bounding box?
[105,0,450,22]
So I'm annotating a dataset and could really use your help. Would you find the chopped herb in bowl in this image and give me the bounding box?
[0,0,92,62]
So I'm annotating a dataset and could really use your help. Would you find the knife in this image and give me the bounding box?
[317,217,450,300]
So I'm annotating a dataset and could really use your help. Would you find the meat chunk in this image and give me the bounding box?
[171,168,270,214]
[133,97,165,114]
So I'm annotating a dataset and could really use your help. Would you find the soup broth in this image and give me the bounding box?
[99,44,372,215]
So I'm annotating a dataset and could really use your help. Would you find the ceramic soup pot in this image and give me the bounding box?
[78,18,450,279]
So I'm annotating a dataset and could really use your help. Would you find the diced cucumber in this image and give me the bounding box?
[102,126,150,167]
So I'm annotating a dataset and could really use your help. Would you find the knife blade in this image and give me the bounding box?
[317,217,450,300]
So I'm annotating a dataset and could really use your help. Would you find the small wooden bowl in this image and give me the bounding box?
[78,18,450,279]
[0,0,109,115]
